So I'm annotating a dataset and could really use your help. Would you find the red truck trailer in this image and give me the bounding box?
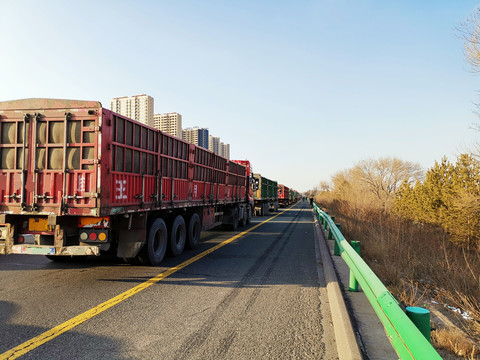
[232,160,277,216]
[277,184,290,208]
[0,98,249,265]
[232,160,254,219]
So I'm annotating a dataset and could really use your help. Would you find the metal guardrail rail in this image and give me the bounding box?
[313,203,442,360]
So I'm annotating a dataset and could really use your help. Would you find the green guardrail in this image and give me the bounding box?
[313,203,442,360]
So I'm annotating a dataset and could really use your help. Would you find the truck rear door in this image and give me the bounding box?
[0,99,101,215]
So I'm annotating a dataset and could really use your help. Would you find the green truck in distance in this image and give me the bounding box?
[253,174,278,216]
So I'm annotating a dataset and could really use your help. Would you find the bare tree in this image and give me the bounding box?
[318,181,330,192]
[458,8,480,72]
[459,8,480,157]
[352,157,424,211]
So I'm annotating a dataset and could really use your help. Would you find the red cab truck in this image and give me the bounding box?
[0,99,249,265]
[277,184,290,207]
[231,160,255,220]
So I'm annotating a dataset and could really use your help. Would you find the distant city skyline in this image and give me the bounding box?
[219,142,230,160]
[154,112,182,138]
[110,95,154,127]
[183,126,209,151]
[209,135,220,154]
[111,94,231,158]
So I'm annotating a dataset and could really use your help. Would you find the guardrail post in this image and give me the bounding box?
[406,307,431,343]
[334,223,341,255]
[324,218,328,231]
[349,241,360,291]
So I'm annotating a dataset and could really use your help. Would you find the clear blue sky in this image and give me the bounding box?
[1,1,479,192]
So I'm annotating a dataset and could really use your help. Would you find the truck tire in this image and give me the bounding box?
[263,203,268,216]
[187,213,201,249]
[170,215,186,256]
[231,208,239,231]
[141,218,168,266]
[239,208,246,227]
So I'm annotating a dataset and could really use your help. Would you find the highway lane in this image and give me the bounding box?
[0,202,338,359]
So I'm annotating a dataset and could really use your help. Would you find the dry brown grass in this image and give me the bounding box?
[316,195,480,355]
[436,289,480,338]
[390,279,427,308]
[432,328,479,359]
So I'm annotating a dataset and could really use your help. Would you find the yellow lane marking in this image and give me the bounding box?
[0,205,295,360]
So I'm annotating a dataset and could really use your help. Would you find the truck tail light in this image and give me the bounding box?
[18,236,24,244]
[79,230,109,242]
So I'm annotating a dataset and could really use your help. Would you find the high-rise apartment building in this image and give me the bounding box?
[219,142,230,160]
[110,94,154,127]
[154,112,182,138]
[208,135,220,155]
[183,127,209,150]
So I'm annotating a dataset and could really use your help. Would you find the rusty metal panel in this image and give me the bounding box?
[174,179,189,202]
[278,184,290,200]
[192,181,210,202]
[2,99,250,219]
[0,223,14,255]
[105,112,161,213]
[201,206,215,229]
[0,99,101,215]
[162,178,172,203]
[78,216,109,228]
[28,218,49,231]
[0,98,101,111]
[10,245,99,256]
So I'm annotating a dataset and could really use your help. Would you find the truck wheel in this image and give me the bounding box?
[187,213,201,249]
[231,208,239,231]
[142,218,168,266]
[246,207,251,225]
[170,215,186,256]
[239,208,246,227]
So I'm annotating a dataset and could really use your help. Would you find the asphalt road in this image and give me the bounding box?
[0,202,338,359]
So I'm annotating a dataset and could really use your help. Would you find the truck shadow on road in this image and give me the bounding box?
[0,300,131,360]
[99,214,323,290]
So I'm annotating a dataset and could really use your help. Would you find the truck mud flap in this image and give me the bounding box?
[0,224,14,255]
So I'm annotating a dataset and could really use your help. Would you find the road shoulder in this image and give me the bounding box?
[314,212,398,359]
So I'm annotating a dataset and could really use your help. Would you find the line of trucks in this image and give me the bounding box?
[0,98,301,265]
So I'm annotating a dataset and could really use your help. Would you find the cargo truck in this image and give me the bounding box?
[290,189,299,204]
[293,190,301,202]
[252,173,278,216]
[277,184,290,207]
[0,98,250,265]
